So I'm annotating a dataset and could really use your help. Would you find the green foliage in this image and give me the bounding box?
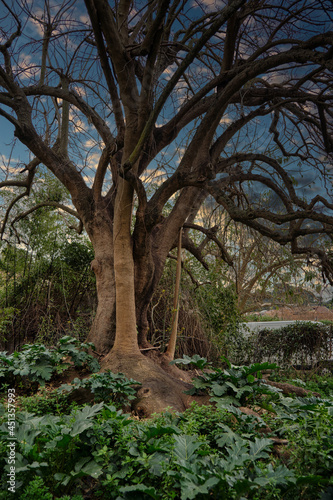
[57,336,100,372]
[270,371,333,398]
[58,370,141,407]
[147,257,244,364]
[0,336,99,388]
[185,358,278,407]
[0,182,96,348]
[18,390,79,416]
[1,362,333,499]
[15,476,84,500]
[62,241,94,271]
[0,307,17,343]
[285,405,333,480]
[179,402,237,445]
[0,403,105,495]
[244,313,280,322]
[170,354,211,370]
[195,267,242,347]
[253,321,333,368]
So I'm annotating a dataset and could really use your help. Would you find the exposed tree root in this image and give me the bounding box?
[264,379,321,398]
[65,352,321,417]
[101,350,197,415]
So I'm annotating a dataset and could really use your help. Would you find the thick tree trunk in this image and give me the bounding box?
[86,255,116,355]
[107,176,141,356]
[85,212,116,355]
[134,237,156,348]
[82,168,203,414]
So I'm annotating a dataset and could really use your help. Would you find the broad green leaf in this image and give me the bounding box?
[211,383,228,396]
[29,361,53,381]
[54,472,71,486]
[119,484,159,499]
[74,402,104,418]
[249,438,272,460]
[73,456,91,472]
[170,354,209,368]
[254,463,296,486]
[245,362,277,376]
[211,395,240,407]
[213,401,242,415]
[144,425,179,440]
[216,425,245,448]
[180,477,219,500]
[173,435,202,462]
[69,420,93,436]
[79,459,103,478]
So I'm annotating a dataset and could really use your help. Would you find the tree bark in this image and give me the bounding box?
[109,176,141,356]
[165,228,182,361]
[85,209,116,355]
[86,255,116,355]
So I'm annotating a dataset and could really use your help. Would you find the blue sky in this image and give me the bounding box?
[0,0,332,211]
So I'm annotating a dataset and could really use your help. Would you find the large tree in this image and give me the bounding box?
[1,0,333,412]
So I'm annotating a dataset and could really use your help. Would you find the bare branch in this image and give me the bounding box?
[183,222,233,267]
[123,0,247,170]
[11,201,80,225]
[0,158,38,239]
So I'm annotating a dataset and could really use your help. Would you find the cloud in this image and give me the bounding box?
[141,168,167,186]
[219,115,232,125]
[79,14,90,24]
[72,85,86,98]
[191,0,225,12]
[15,53,40,81]
[27,15,44,38]
[83,174,94,186]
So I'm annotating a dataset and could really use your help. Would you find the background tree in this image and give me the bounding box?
[0,170,95,350]
[0,0,333,412]
[195,203,328,313]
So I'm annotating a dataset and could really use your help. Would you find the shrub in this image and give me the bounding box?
[252,321,333,368]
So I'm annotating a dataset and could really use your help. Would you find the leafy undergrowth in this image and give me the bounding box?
[0,345,333,499]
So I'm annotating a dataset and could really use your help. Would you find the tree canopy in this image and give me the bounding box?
[1,0,333,412]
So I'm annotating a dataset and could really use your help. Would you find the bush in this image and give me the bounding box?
[252,321,333,368]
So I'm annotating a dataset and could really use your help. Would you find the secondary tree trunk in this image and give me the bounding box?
[86,255,116,355]
[85,209,116,355]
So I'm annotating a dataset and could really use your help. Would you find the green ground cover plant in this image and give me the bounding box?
[0,336,100,390]
[58,370,141,407]
[1,357,332,499]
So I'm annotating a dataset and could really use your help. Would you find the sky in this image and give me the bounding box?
[0,0,332,212]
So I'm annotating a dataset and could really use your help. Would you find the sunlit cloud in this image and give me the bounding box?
[192,0,225,12]
[79,14,90,24]
[141,168,167,186]
[220,115,232,125]
[15,53,40,81]
[28,15,44,38]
